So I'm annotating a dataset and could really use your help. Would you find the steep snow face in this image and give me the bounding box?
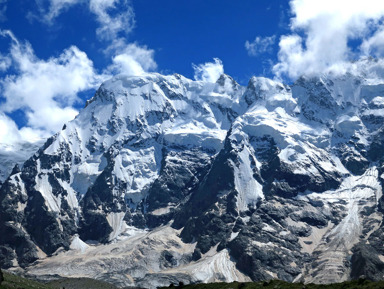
[293,73,384,136]
[244,76,292,109]
[34,167,61,212]
[230,145,264,211]
[229,90,345,201]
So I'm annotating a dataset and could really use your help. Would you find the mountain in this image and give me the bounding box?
[0,63,384,288]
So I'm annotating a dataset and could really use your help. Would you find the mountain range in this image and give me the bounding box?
[0,59,384,288]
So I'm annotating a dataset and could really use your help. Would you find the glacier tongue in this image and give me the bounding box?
[298,167,382,284]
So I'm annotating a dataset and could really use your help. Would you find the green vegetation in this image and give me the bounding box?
[0,271,52,289]
[1,272,384,289]
[0,271,119,289]
[49,277,118,289]
[158,279,384,289]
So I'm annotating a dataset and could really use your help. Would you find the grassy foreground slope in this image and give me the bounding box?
[0,271,147,289]
[0,271,52,289]
[0,271,120,289]
[2,272,384,289]
[159,279,384,289]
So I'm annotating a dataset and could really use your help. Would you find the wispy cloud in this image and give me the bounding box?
[193,58,224,83]
[33,0,81,23]
[245,36,276,57]
[0,0,7,21]
[0,52,11,71]
[89,0,135,40]
[273,0,384,80]
[33,0,135,40]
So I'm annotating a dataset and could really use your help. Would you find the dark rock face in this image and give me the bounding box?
[0,141,80,267]
[339,148,369,176]
[293,76,338,124]
[368,128,384,162]
[0,222,38,268]
[171,136,241,256]
[24,190,72,254]
[0,171,39,267]
[145,148,212,228]
[350,243,384,281]
[227,208,309,282]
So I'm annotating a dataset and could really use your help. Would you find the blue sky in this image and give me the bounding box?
[1,0,384,147]
[131,0,289,82]
[1,0,289,82]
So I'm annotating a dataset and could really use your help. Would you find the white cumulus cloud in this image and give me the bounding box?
[0,30,105,140]
[273,0,384,80]
[361,28,384,57]
[245,36,276,56]
[0,30,158,147]
[0,112,22,145]
[106,40,157,76]
[0,112,45,145]
[193,58,224,83]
